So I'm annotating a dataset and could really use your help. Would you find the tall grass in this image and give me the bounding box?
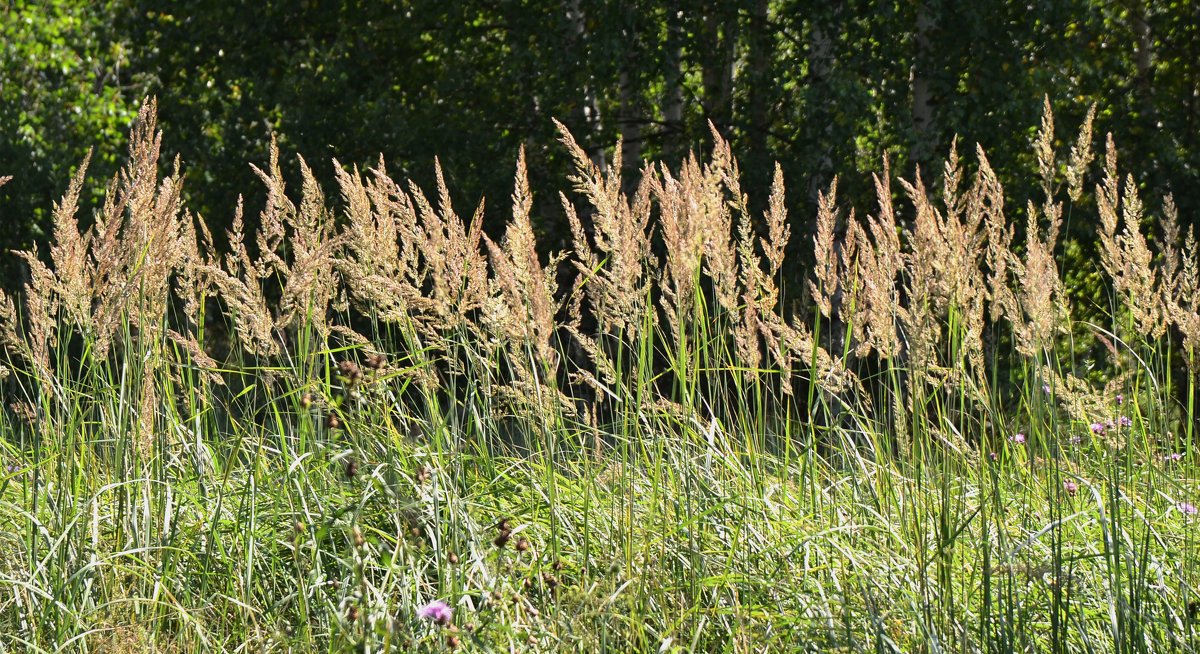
[0,97,1197,652]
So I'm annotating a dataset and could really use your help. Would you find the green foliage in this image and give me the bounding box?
[0,0,144,274]
[5,0,1200,292]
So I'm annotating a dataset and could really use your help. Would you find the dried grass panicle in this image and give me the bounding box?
[207,200,279,356]
[403,160,489,338]
[702,126,746,319]
[484,147,560,372]
[1034,95,1057,200]
[809,178,839,319]
[1095,137,1165,339]
[978,148,1019,324]
[557,121,653,338]
[1013,201,1067,355]
[845,158,907,360]
[335,159,425,324]
[1117,177,1162,337]
[247,144,343,339]
[651,163,701,341]
[1065,103,1097,202]
[49,149,94,333]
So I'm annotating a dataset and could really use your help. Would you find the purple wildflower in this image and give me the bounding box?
[1010,433,1026,444]
[1069,435,1084,445]
[1063,480,1078,496]
[1043,384,1052,395]
[1091,422,1106,435]
[418,600,453,626]
[989,452,999,462]
[1178,502,1199,516]
[1116,394,1124,405]
[1106,419,1115,430]
[1165,453,1184,462]
[1118,415,1132,428]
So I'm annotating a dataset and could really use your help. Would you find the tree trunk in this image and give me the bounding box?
[910,1,936,179]
[700,5,736,130]
[566,0,606,173]
[745,0,772,189]
[662,8,685,159]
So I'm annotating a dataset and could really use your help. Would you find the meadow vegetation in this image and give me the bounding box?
[0,98,1198,652]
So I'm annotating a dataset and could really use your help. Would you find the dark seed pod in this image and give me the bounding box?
[300,393,313,408]
[326,414,341,430]
[347,605,359,621]
[516,538,530,552]
[493,529,511,548]
[445,634,460,649]
[345,458,358,479]
[447,552,459,565]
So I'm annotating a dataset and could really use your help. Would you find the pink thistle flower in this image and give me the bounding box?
[1069,435,1083,445]
[418,600,453,626]
[1090,423,1106,435]
[1063,480,1078,496]
[1118,416,1132,428]
[1116,394,1124,405]
[1165,453,1184,462]
[989,452,998,462]
[1010,433,1026,444]
[1178,502,1198,516]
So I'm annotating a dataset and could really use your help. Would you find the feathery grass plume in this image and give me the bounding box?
[483,147,561,373]
[857,173,900,360]
[335,157,424,325]
[1065,103,1097,202]
[1013,201,1067,356]
[248,144,343,343]
[48,149,93,333]
[896,172,942,374]
[1118,175,1161,337]
[207,199,279,356]
[7,153,91,377]
[734,203,764,374]
[1096,134,1122,282]
[82,99,190,362]
[978,148,1020,326]
[177,210,217,329]
[935,140,988,377]
[556,120,653,338]
[711,126,770,373]
[809,178,839,319]
[9,250,58,382]
[1095,137,1164,339]
[565,277,619,389]
[1041,365,1130,447]
[1034,94,1057,201]
[650,159,704,343]
[1158,194,1181,296]
[404,160,489,340]
[702,124,745,320]
[1181,242,1200,367]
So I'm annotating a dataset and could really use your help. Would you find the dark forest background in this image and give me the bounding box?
[2,0,1198,290]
